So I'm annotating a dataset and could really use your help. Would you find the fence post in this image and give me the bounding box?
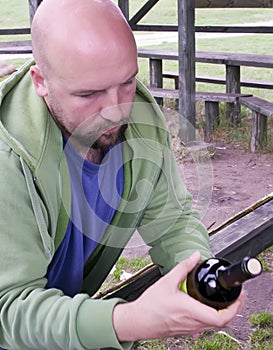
[226,65,241,123]
[118,0,130,20]
[177,0,196,143]
[28,0,43,24]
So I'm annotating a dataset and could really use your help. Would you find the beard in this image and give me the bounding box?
[47,100,130,151]
[73,123,128,150]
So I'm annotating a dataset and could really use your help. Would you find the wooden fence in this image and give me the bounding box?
[118,0,273,143]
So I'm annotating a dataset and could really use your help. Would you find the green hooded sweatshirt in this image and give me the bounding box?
[0,60,212,349]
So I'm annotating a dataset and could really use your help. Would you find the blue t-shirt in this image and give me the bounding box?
[46,139,124,296]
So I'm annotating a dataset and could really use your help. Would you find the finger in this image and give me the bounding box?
[216,290,247,328]
[236,289,247,314]
[181,295,240,330]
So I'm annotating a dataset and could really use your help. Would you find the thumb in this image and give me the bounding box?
[168,251,201,285]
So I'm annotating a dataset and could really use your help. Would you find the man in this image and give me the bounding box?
[0,0,244,349]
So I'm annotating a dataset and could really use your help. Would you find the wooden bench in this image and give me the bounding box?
[138,49,273,149]
[151,85,273,151]
[239,96,273,152]
[150,87,252,141]
[96,195,273,301]
[138,49,273,122]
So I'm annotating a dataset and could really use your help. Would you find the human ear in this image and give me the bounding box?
[30,65,48,97]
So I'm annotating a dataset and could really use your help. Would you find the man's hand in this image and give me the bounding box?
[112,251,246,342]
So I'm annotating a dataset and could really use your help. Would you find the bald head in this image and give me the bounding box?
[31,0,137,77]
[30,0,138,157]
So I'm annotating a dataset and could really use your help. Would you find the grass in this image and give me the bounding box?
[111,256,152,281]
[0,0,29,28]
[249,311,273,349]
[250,311,273,328]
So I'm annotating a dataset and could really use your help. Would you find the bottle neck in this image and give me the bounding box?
[217,257,262,290]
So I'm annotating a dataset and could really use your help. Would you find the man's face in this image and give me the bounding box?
[42,46,138,151]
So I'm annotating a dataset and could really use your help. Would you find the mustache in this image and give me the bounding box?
[69,116,130,149]
[76,115,130,135]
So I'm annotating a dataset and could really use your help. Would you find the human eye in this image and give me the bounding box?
[76,90,104,99]
[122,77,135,86]
[80,93,96,98]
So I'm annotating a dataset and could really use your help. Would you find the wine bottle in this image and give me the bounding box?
[180,256,262,310]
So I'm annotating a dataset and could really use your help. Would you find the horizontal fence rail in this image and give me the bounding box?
[195,0,273,7]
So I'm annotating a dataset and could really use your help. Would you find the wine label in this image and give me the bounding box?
[178,278,188,294]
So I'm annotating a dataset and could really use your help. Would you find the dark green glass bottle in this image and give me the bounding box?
[180,256,262,310]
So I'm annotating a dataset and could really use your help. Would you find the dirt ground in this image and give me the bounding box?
[122,141,273,255]
[122,141,273,344]
[183,142,273,230]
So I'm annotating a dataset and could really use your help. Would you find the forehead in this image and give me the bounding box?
[54,40,138,91]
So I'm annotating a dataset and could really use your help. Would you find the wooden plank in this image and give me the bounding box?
[0,40,31,48]
[210,199,273,260]
[0,28,30,35]
[163,72,273,90]
[149,87,251,102]
[0,40,32,55]
[149,88,179,99]
[240,96,273,118]
[138,49,178,60]
[197,51,273,68]
[0,46,32,54]
[133,24,273,33]
[99,197,273,302]
[129,0,159,27]
[196,75,273,89]
[132,24,178,31]
[195,0,273,7]
[196,26,273,33]
[138,49,273,68]
[196,91,249,102]
[151,88,177,99]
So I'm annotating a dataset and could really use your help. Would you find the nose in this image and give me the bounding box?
[100,88,123,123]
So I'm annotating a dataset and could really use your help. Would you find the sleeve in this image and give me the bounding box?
[137,138,213,275]
[0,144,130,350]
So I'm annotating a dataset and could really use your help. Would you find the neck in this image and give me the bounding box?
[65,136,103,164]
[85,148,103,164]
